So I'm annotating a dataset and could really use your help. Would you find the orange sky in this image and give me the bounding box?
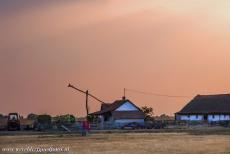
[1,0,230,117]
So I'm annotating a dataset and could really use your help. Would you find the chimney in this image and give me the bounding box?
[123,88,126,100]
[122,96,126,100]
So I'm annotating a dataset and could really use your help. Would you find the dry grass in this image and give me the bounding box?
[0,133,230,154]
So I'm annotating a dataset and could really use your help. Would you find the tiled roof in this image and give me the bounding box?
[90,99,141,115]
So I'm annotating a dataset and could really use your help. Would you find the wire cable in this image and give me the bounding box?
[125,88,191,98]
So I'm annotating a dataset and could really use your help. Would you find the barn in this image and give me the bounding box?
[176,94,230,122]
[90,98,145,128]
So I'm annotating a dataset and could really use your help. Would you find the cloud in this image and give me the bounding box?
[1,1,230,116]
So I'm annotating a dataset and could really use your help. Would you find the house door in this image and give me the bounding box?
[204,115,208,121]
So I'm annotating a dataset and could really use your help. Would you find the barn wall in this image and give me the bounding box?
[177,114,230,121]
[208,115,230,121]
[179,115,203,121]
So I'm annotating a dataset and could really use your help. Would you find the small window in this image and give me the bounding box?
[9,115,18,120]
[196,115,198,119]
[212,115,215,118]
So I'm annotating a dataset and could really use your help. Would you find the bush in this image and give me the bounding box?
[87,115,97,123]
[189,121,202,125]
[53,114,76,124]
[36,114,52,130]
[69,115,76,123]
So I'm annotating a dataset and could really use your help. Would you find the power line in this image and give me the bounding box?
[125,88,191,98]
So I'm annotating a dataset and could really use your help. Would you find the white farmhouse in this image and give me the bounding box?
[90,98,145,128]
[176,94,230,122]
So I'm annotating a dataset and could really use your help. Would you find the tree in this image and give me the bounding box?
[27,113,38,120]
[158,114,173,120]
[37,114,52,129]
[0,114,4,118]
[141,106,154,120]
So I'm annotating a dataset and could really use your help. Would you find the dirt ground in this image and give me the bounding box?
[0,132,230,154]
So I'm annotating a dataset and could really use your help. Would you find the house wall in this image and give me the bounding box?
[114,119,145,128]
[115,101,139,111]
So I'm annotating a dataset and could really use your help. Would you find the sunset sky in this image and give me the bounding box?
[1,0,230,117]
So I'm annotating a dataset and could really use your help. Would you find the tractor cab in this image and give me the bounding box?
[7,113,20,131]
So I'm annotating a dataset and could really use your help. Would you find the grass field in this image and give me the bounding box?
[0,132,230,154]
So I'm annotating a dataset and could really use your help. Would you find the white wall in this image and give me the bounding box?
[179,115,203,121]
[115,101,139,111]
[178,114,230,121]
[208,115,230,121]
[220,115,230,120]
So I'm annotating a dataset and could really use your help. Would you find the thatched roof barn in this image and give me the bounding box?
[176,94,230,122]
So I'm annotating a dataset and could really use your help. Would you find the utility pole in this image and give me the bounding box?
[86,90,89,115]
[123,88,126,100]
[68,83,105,116]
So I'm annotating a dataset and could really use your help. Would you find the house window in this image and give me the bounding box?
[196,115,198,119]
[212,115,215,119]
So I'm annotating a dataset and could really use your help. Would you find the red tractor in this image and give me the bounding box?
[7,113,20,131]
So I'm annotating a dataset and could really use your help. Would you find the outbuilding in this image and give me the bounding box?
[176,94,230,122]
